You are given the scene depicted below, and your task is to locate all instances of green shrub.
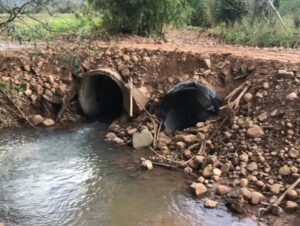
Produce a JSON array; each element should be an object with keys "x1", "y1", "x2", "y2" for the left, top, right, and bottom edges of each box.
[
  {"x1": 294, "y1": 13, "x2": 300, "y2": 28},
  {"x1": 279, "y1": 0, "x2": 300, "y2": 15},
  {"x1": 188, "y1": 0, "x2": 208, "y2": 26},
  {"x1": 89, "y1": 0, "x2": 192, "y2": 36},
  {"x1": 210, "y1": 16, "x2": 299, "y2": 48},
  {"x1": 204, "y1": 0, "x2": 247, "y2": 25}
]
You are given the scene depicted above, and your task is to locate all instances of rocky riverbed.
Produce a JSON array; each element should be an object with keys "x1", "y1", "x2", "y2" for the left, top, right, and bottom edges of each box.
[{"x1": 0, "y1": 39, "x2": 300, "y2": 224}]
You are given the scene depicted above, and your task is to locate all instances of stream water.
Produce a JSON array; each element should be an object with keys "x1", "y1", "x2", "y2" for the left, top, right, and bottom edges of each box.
[{"x1": 0, "y1": 123, "x2": 258, "y2": 226}]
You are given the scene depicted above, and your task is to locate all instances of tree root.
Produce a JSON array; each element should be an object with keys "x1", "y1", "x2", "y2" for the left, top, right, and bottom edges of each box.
[
  {"x1": 259, "y1": 177, "x2": 300, "y2": 216},
  {"x1": 149, "y1": 147, "x2": 183, "y2": 166},
  {"x1": 0, "y1": 89, "x2": 35, "y2": 127},
  {"x1": 224, "y1": 81, "x2": 251, "y2": 119}
]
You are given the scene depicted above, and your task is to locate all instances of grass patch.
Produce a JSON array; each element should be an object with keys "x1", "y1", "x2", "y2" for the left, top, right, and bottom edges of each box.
[
  {"x1": 0, "y1": 13, "x2": 101, "y2": 41},
  {"x1": 208, "y1": 16, "x2": 300, "y2": 48}
]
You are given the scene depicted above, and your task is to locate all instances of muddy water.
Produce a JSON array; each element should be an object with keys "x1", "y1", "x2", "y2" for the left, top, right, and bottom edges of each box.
[{"x1": 0, "y1": 123, "x2": 258, "y2": 226}]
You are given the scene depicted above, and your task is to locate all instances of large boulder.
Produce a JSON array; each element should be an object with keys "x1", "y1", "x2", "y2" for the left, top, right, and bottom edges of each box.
[{"x1": 132, "y1": 130, "x2": 154, "y2": 149}]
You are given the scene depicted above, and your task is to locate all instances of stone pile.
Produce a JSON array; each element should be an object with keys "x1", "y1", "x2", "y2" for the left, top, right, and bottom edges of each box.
[{"x1": 105, "y1": 68, "x2": 300, "y2": 214}]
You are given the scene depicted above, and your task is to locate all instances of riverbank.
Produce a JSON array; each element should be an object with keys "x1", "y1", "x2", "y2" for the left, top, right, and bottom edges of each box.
[{"x1": 0, "y1": 38, "x2": 300, "y2": 225}]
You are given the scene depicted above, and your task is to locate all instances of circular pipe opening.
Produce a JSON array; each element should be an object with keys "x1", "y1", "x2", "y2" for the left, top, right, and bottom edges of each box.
[
  {"x1": 158, "y1": 81, "x2": 220, "y2": 131},
  {"x1": 79, "y1": 73, "x2": 123, "y2": 123}
]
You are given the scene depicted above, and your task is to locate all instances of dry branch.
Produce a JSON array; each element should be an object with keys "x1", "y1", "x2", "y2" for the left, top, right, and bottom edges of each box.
[
  {"x1": 267, "y1": 0, "x2": 287, "y2": 28},
  {"x1": 0, "y1": 89, "x2": 35, "y2": 127}
]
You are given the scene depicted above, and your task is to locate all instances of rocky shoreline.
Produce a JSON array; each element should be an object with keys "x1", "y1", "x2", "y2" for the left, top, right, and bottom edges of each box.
[{"x1": 0, "y1": 41, "x2": 300, "y2": 222}]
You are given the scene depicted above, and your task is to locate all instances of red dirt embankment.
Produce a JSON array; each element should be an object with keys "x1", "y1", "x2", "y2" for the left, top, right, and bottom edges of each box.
[{"x1": 0, "y1": 36, "x2": 300, "y2": 225}]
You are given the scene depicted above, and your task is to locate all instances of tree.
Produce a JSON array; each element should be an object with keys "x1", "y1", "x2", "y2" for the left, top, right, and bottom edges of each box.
[
  {"x1": 0, "y1": 0, "x2": 49, "y2": 29},
  {"x1": 89, "y1": 0, "x2": 192, "y2": 36}
]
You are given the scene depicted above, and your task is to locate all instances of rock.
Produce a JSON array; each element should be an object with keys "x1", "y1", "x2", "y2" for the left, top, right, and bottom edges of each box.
[
  {"x1": 286, "y1": 201, "x2": 298, "y2": 212},
  {"x1": 286, "y1": 92, "x2": 298, "y2": 101},
  {"x1": 121, "y1": 68, "x2": 130, "y2": 77},
  {"x1": 197, "y1": 176, "x2": 205, "y2": 183},
  {"x1": 243, "y1": 93, "x2": 253, "y2": 102},
  {"x1": 258, "y1": 112, "x2": 268, "y2": 122},
  {"x1": 255, "y1": 92, "x2": 263, "y2": 99},
  {"x1": 176, "y1": 141, "x2": 186, "y2": 150},
  {"x1": 256, "y1": 180, "x2": 265, "y2": 188},
  {"x1": 194, "y1": 155, "x2": 205, "y2": 166},
  {"x1": 105, "y1": 132, "x2": 116, "y2": 140},
  {"x1": 57, "y1": 84, "x2": 67, "y2": 96},
  {"x1": 204, "y1": 59, "x2": 211, "y2": 68},
  {"x1": 241, "y1": 188, "x2": 252, "y2": 200},
  {"x1": 183, "y1": 166, "x2": 193, "y2": 175},
  {"x1": 160, "y1": 146, "x2": 170, "y2": 155},
  {"x1": 202, "y1": 155, "x2": 218, "y2": 167},
  {"x1": 113, "y1": 137, "x2": 125, "y2": 145},
  {"x1": 182, "y1": 134, "x2": 197, "y2": 143},
  {"x1": 143, "y1": 56, "x2": 151, "y2": 63},
  {"x1": 190, "y1": 183, "x2": 207, "y2": 197},
  {"x1": 216, "y1": 185, "x2": 232, "y2": 196},
  {"x1": 62, "y1": 71, "x2": 73, "y2": 83},
  {"x1": 262, "y1": 82, "x2": 270, "y2": 89},
  {"x1": 271, "y1": 206, "x2": 284, "y2": 216},
  {"x1": 204, "y1": 199, "x2": 218, "y2": 208},
  {"x1": 44, "y1": 89, "x2": 53, "y2": 97},
  {"x1": 277, "y1": 70, "x2": 294, "y2": 79},
  {"x1": 239, "y1": 153, "x2": 249, "y2": 162},
  {"x1": 131, "y1": 55, "x2": 139, "y2": 62},
  {"x1": 202, "y1": 164, "x2": 213, "y2": 178},
  {"x1": 127, "y1": 128, "x2": 137, "y2": 135},
  {"x1": 42, "y1": 118, "x2": 55, "y2": 127},
  {"x1": 291, "y1": 166, "x2": 298, "y2": 173},
  {"x1": 251, "y1": 192, "x2": 264, "y2": 205},
  {"x1": 183, "y1": 149, "x2": 193, "y2": 159},
  {"x1": 30, "y1": 94, "x2": 37, "y2": 103},
  {"x1": 132, "y1": 130, "x2": 154, "y2": 149},
  {"x1": 248, "y1": 175, "x2": 258, "y2": 182},
  {"x1": 24, "y1": 89, "x2": 32, "y2": 96},
  {"x1": 240, "y1": 178, "x2": 249, "y2": 187},
  {"x1": 31, "y1": 114, "x2": 44, "y2": 125},
  {"x1": 48, "y1": 75, "x2": 55, "y2": 84},
  {"x1": 270, "y1": 184, "x2": 282, "y2": 195},
  {"x1": 221, "y1": 163, "x2": 231, "y2": 174},
  {"x1": 286, "y1": 189, "x2": 298, "y2": 200},
  {"x1": 122, "y1": 54, "x2": 130, "y2": 61},
  {"x1": 141, "y1": 158, "x2": 153, "y2": 170},
  {"x1": 34, "y1": 84, "x2": 43, "y2": 95},
  {"x1": 213, "y1": 168, "x2": 222, "y2": 177},
  {"x1": 269, "y1": 195, "x2": 278, "y2": 204},
  {"x1": 288, "y1": 149, "x2": 299, "y2": 158},
  {"x1": 188, "y1": 160, "x2": 200, "y2": 170},
  {"x1": 247, "y1": 125, "x2": 264, "y2": 138},
  {"x1": 279, "y1": 165, "x2": 291, "y2": 176},
  {"x1": 247, "y1": 162, "x2": 258, "y2": 172},
  {"x1": 158, "y1": 132, "x2": 172, "y2": 146}
]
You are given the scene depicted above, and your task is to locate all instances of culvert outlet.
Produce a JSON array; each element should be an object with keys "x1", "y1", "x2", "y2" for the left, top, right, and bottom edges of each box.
[
  {"x1": 158, "y1": 80, "x2": 220, "y2": 131},
  {"x1": 79, "y1": 68, "x2": 150, "y2": 122}
]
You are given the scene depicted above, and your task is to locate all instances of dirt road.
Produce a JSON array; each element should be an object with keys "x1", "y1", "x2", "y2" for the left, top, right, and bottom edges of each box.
[
  {"x1": 98, "y1": 40, "x2": 300, "y2": 64},
  {"x1": 1, "y1": 30, "x2": 300, "y2": 64}
]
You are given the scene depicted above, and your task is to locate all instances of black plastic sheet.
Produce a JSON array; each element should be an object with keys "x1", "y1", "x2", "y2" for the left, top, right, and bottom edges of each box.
[{"x1": 158, "y1": 80, "x2": 220, "y2": 131}]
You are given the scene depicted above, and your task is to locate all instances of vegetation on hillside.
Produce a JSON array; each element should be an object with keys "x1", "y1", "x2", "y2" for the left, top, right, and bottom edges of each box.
[
  {"x1": 188, "y1": 0, "x2": 299, "y2": 47},
  {"x1": 0, "y1": 0, "x2": 299, "y2": 47},
  {"x1": 88, "y1": 0, "x2": 192, "y2": 36}
]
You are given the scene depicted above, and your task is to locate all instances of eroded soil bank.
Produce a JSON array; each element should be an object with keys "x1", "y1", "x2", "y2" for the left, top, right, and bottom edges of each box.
[{"x1": 0, "y1": 39, "x2": 300, "y2": 225}]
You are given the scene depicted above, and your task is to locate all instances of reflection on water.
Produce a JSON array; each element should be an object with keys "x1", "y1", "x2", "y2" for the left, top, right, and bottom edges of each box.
[{"x1": 0, "y1": 123, "x2": 257, "y2": 226}]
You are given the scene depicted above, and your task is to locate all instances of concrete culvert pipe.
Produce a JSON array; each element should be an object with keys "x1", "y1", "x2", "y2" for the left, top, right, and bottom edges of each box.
[
  {"x1": 79, "y1": 68, "x2": 150, "y2": 122},
  {"x1": 158, "y1": 80, "x2": 220, "y2": 132}
]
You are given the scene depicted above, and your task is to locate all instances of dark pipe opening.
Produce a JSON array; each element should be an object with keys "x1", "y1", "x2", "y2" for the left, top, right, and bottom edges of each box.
[
  {"x1": 79, "y1": 74, "x2": 123, "y2": 123},
  {"x1": 158, "y1": 81, "x2": 220, "y2": 132}
]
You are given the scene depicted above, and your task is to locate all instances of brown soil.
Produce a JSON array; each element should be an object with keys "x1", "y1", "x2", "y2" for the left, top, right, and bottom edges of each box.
[{"x1": 0, "y1": 31, "x2": 300, "y2": 225}]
